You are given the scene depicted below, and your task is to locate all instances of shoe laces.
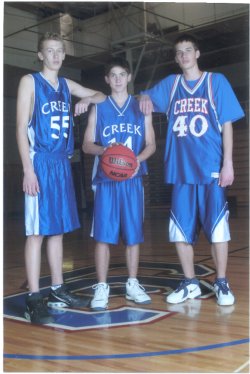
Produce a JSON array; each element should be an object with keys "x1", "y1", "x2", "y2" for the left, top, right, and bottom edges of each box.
[
  {"x1": 128, "y1": 279, "x2": 146, "y2": 293},
  {"x1": 176, "y1": 278, "x2": 193, "y2": 292},
  {"x1": 53, "y1": 285, "x2": 73, "y2": 300},
  {"x1": 27, "y1": 294, "x2": 43, "y2": 306},
  {"x1": 215, "y1": 279, "x2": 230, "y2": 295},
  {"x1": 61, "y1": 286, "x2": 72, "y2": 296},
  {"x1": 93, "y1": 283, "x2": 108, "y2": 298},
  {"x1": 56, "y1": 284, "x2": 68, "y2": 293},
  {"x1": 31, "y1": 299, "x2": 48, "y2": 315}
]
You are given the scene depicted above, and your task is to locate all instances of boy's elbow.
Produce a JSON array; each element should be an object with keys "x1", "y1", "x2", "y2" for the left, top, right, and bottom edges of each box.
[
  {"x1": 151, "y1": 143, "x2": 156, "y2": 155},
  {"x1": 82, "y1": 143, "x2": 88, "y2": 154},
  {"x1": 82, "y1": 138, "x2": 97, "y2": 154}
]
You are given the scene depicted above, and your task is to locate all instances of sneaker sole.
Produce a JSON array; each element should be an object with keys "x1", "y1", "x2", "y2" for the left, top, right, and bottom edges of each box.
[
  {"x1": 217, "y1": 300, "x2": 235, "y2": 306},
  {"x1": 215, "y1": 295, "x2": 235, "y2": 306},
  {"x1": 166, "y1": 287, "x2": 201, "y2": 304}
]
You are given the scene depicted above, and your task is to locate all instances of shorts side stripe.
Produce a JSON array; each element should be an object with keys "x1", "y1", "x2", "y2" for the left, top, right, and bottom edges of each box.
[
  {"x1": 169, "y1": 211, "x2": 188, "y2": 243},
  {"x1": 25, "y1": 194, "x2": 40, "y2": 236},
  {"x1": 211, "y1": 202, "x2": 228, "y2": 234}
]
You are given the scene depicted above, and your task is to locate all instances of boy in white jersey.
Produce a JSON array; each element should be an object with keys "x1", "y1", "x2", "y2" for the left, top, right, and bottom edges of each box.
[
  {"x1": 16, "y1": 32, "x2": 106, "y2": 324},
  {"x1": 139, "y1": 34, "x2": 244, "y2": 306},
  {"x1": 82, "y1": 58, "x2": 156, "y2": 310}
]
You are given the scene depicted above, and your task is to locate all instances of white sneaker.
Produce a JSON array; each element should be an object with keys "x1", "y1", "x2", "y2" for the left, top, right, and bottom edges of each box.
[
  {"x1": 166, "y1": 278, "x2": 201, "y2": 304},
  {"x1": 213, "y1": 278, "x2": 235, "y2": 306},
  {"x1": 91, "y1": 283, "x2": 110, "y2": 311},
  {"x1": 126, "y1": 279, "x2": 151, "y2": 304}
]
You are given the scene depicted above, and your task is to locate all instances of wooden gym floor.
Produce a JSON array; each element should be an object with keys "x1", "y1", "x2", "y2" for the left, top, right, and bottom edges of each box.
[{"x1": 3, "y1": 206, "x2": 249, "y2": 373}]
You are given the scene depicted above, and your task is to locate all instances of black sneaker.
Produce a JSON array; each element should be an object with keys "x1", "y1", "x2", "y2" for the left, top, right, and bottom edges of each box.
[
  {"x1": 25, "y1": 293, "x2": 55, "y2": 324},
  {"x1": 47, "y1": 284, "x2": 90, "y2": 308}
]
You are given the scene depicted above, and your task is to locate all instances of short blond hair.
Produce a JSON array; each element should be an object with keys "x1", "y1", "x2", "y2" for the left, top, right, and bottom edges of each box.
[{"x1": 38, "y1": 32, "x2": 65, "y2": 52}]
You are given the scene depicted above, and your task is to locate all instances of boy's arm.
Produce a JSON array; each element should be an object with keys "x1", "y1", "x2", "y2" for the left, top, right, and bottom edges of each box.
[
  {"x1": 66, "y1": 79, "x2": 106, "y2": 116},
  {"x1": 137, "y1": 113, "x2": 156, "y2": 162},
  {"x1": 16, "y1": 75, "x2": 40, "y2": 196},
  {"x1": 82, "y1": 105, "x2": 106, "y2": 156},
  {"x1": 219, "y1": 121, "x2": 234, "y2": 187},
  {"x1": 138, "y1": 95, "x2": 154, "y2": 116}
]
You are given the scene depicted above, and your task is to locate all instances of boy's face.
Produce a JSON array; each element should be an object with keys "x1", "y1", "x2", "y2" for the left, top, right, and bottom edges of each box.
[
  {"x1": 105, "y1": 66, "x2": 131, "y2": 93},
  {"x1": 38, "y1": 39, "x2": 65, "y2": 71},
  {"x1": 175, "y1": 41, "x2": 200, "y2": 71}
]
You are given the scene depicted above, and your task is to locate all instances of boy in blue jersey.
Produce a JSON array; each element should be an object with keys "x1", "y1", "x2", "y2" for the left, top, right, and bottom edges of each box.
[
  {"x1": 82, "y1": 58, "x2": 156, "y2": 311},
  {"x1": 139, "y1": 34, "x2": 245, "y2": 306},
  {"x1": 16, "y1": 32, "x2": 106, "y2": 324}
]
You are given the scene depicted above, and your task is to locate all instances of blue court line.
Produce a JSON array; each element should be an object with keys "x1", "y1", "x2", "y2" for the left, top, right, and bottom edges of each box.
[{"x1": 4, "y1": 338, "x2": 249, "y2": 360}]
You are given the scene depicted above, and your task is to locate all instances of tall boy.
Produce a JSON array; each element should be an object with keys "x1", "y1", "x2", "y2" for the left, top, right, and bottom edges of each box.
[
  {"x1": 139, "y1": 34, "x2": 245, "y2": 306},
  {"x1": 16, "y1": 32, "x2": 106, "y2": 324},
  {"x1": 82, "y1": 58, "x2": 156, "y2": 310}
]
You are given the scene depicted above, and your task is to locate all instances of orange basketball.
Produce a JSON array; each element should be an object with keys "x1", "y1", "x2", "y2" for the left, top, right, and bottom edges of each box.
[{"x1": 101, "y1": 144, "x2": 138, "y2": 181}]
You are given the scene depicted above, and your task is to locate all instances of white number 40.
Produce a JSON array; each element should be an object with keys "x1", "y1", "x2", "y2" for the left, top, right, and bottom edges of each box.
[{"x1": 173, "y1": 114, "x2": 208, "y2": 137}]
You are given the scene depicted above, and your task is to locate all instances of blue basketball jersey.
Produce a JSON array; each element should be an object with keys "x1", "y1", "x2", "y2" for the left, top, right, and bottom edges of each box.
[
  {"x1": 142, "y1": 72, "x2": 245, "y2": 184},
  {"x1": 92, "y1": 95, "x2": 148, "y2": 184},
  {"x1": 28, "y1": 72, "x2": 74, "y2": 159},
  {"x1": 25, "y1": 72, "x2": 80, "y2": 235}
]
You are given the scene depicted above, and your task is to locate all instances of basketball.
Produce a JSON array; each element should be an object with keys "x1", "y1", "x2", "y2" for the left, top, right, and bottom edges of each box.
[{"x1": 101, "y1": 144, "x2": 138, "y2": 181}]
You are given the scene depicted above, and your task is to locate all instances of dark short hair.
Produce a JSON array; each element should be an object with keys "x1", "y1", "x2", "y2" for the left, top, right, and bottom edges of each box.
[
  {"x1": 38, "y1": 32, "x2": 65, "y2": 52},
  {"x1": 105, "y1": 57, "x2": 131, "y2": 76},
  {"x1": 174, "y1": 34, "x2": 199, "y2": 51}
]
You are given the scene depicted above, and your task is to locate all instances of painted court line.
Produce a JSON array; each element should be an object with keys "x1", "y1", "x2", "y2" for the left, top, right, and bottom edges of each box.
[
  {"x1": 4, "y1": 338, "x2": 249, "y2": 361},
  {"x1": 234, "y1": 359, "x2": 249, "y2": 373}
]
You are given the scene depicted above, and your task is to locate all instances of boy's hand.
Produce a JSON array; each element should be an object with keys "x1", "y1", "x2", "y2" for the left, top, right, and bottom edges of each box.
[
  {"x1": 219, "y1": 163, "x2": 234, "y2": 187},
  {"x1": 100, "y1": 142, "x2": 123, "y2": 156},
  {"x1": 23, "y1": 170, "x2": 40, "y2": 196},
  {"x1": 108, "y1": 142, "x2": 123, "y2": 147},
  {"x1": 131, "y1": 158, "x2": 140, "y2": 178},
  {"x1": 138, "y1": 95, "x2": 154, "y2": 116},
  {"x1": 74, "y1": 97, "x2": 91, "y2": 116}
]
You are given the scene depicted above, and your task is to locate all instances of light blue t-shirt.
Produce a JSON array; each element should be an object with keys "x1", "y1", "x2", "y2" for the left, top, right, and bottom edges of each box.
[{"x1": 142, "y1": 72, "x2": 245, "y2": 184}]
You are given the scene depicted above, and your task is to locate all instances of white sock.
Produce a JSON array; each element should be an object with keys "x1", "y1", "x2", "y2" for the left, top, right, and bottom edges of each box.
[
  {"x1": 128, "y1": 278, "x2": 137, "y2": 283},
  {"x1": 51, "y1": 284, "x2": 62, "y2": 291}
]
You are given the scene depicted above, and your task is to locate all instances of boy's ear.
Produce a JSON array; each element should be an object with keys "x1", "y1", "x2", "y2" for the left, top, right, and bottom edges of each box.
[
  {"x1": 38, "y1": 51, "x2": 43, "y2": 61},
  {"x1": 127, "y1": 73, "x2": 132, "y2": 82},
  {"x1": 196, "y1": 50, "x2": 200, "y2": 59},
  {"x1": 104, "y1": 75, "x2": 109, "y2": 84}
]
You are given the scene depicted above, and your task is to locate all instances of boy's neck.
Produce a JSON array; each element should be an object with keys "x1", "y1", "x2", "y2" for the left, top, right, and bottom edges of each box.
[
  {"x1": 111, "y1": 92, "x2": 129, "y2": 106},
  {"x1": 41, "y1": 68, "x2": 59, "y2": 84},
  {"x1": 182, "y1": 66, "x2": 202, "y2": 81}
]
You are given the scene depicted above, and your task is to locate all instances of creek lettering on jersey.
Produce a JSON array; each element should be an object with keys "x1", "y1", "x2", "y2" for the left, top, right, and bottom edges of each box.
[
  {"x1": 174, "y1": 98, "x2": 208, "y2": 115},
  {"x1": 42, "y1": 101, "x2": 70, "y2": 115},
  {"x1": 103, "y1": 123, "x2": 142, "y2": 137}
]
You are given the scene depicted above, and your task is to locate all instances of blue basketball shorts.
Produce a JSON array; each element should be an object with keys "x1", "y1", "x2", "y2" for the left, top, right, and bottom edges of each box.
[
  {"x1": 25, "y1": 152, "x2": 80, "y2": 236},
  {"x1": 92, "y1": 177, "x2": 144, "y2": 245},
  {"x1": 169, "y1": 183, "x2": 230, "y2": 244}
]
